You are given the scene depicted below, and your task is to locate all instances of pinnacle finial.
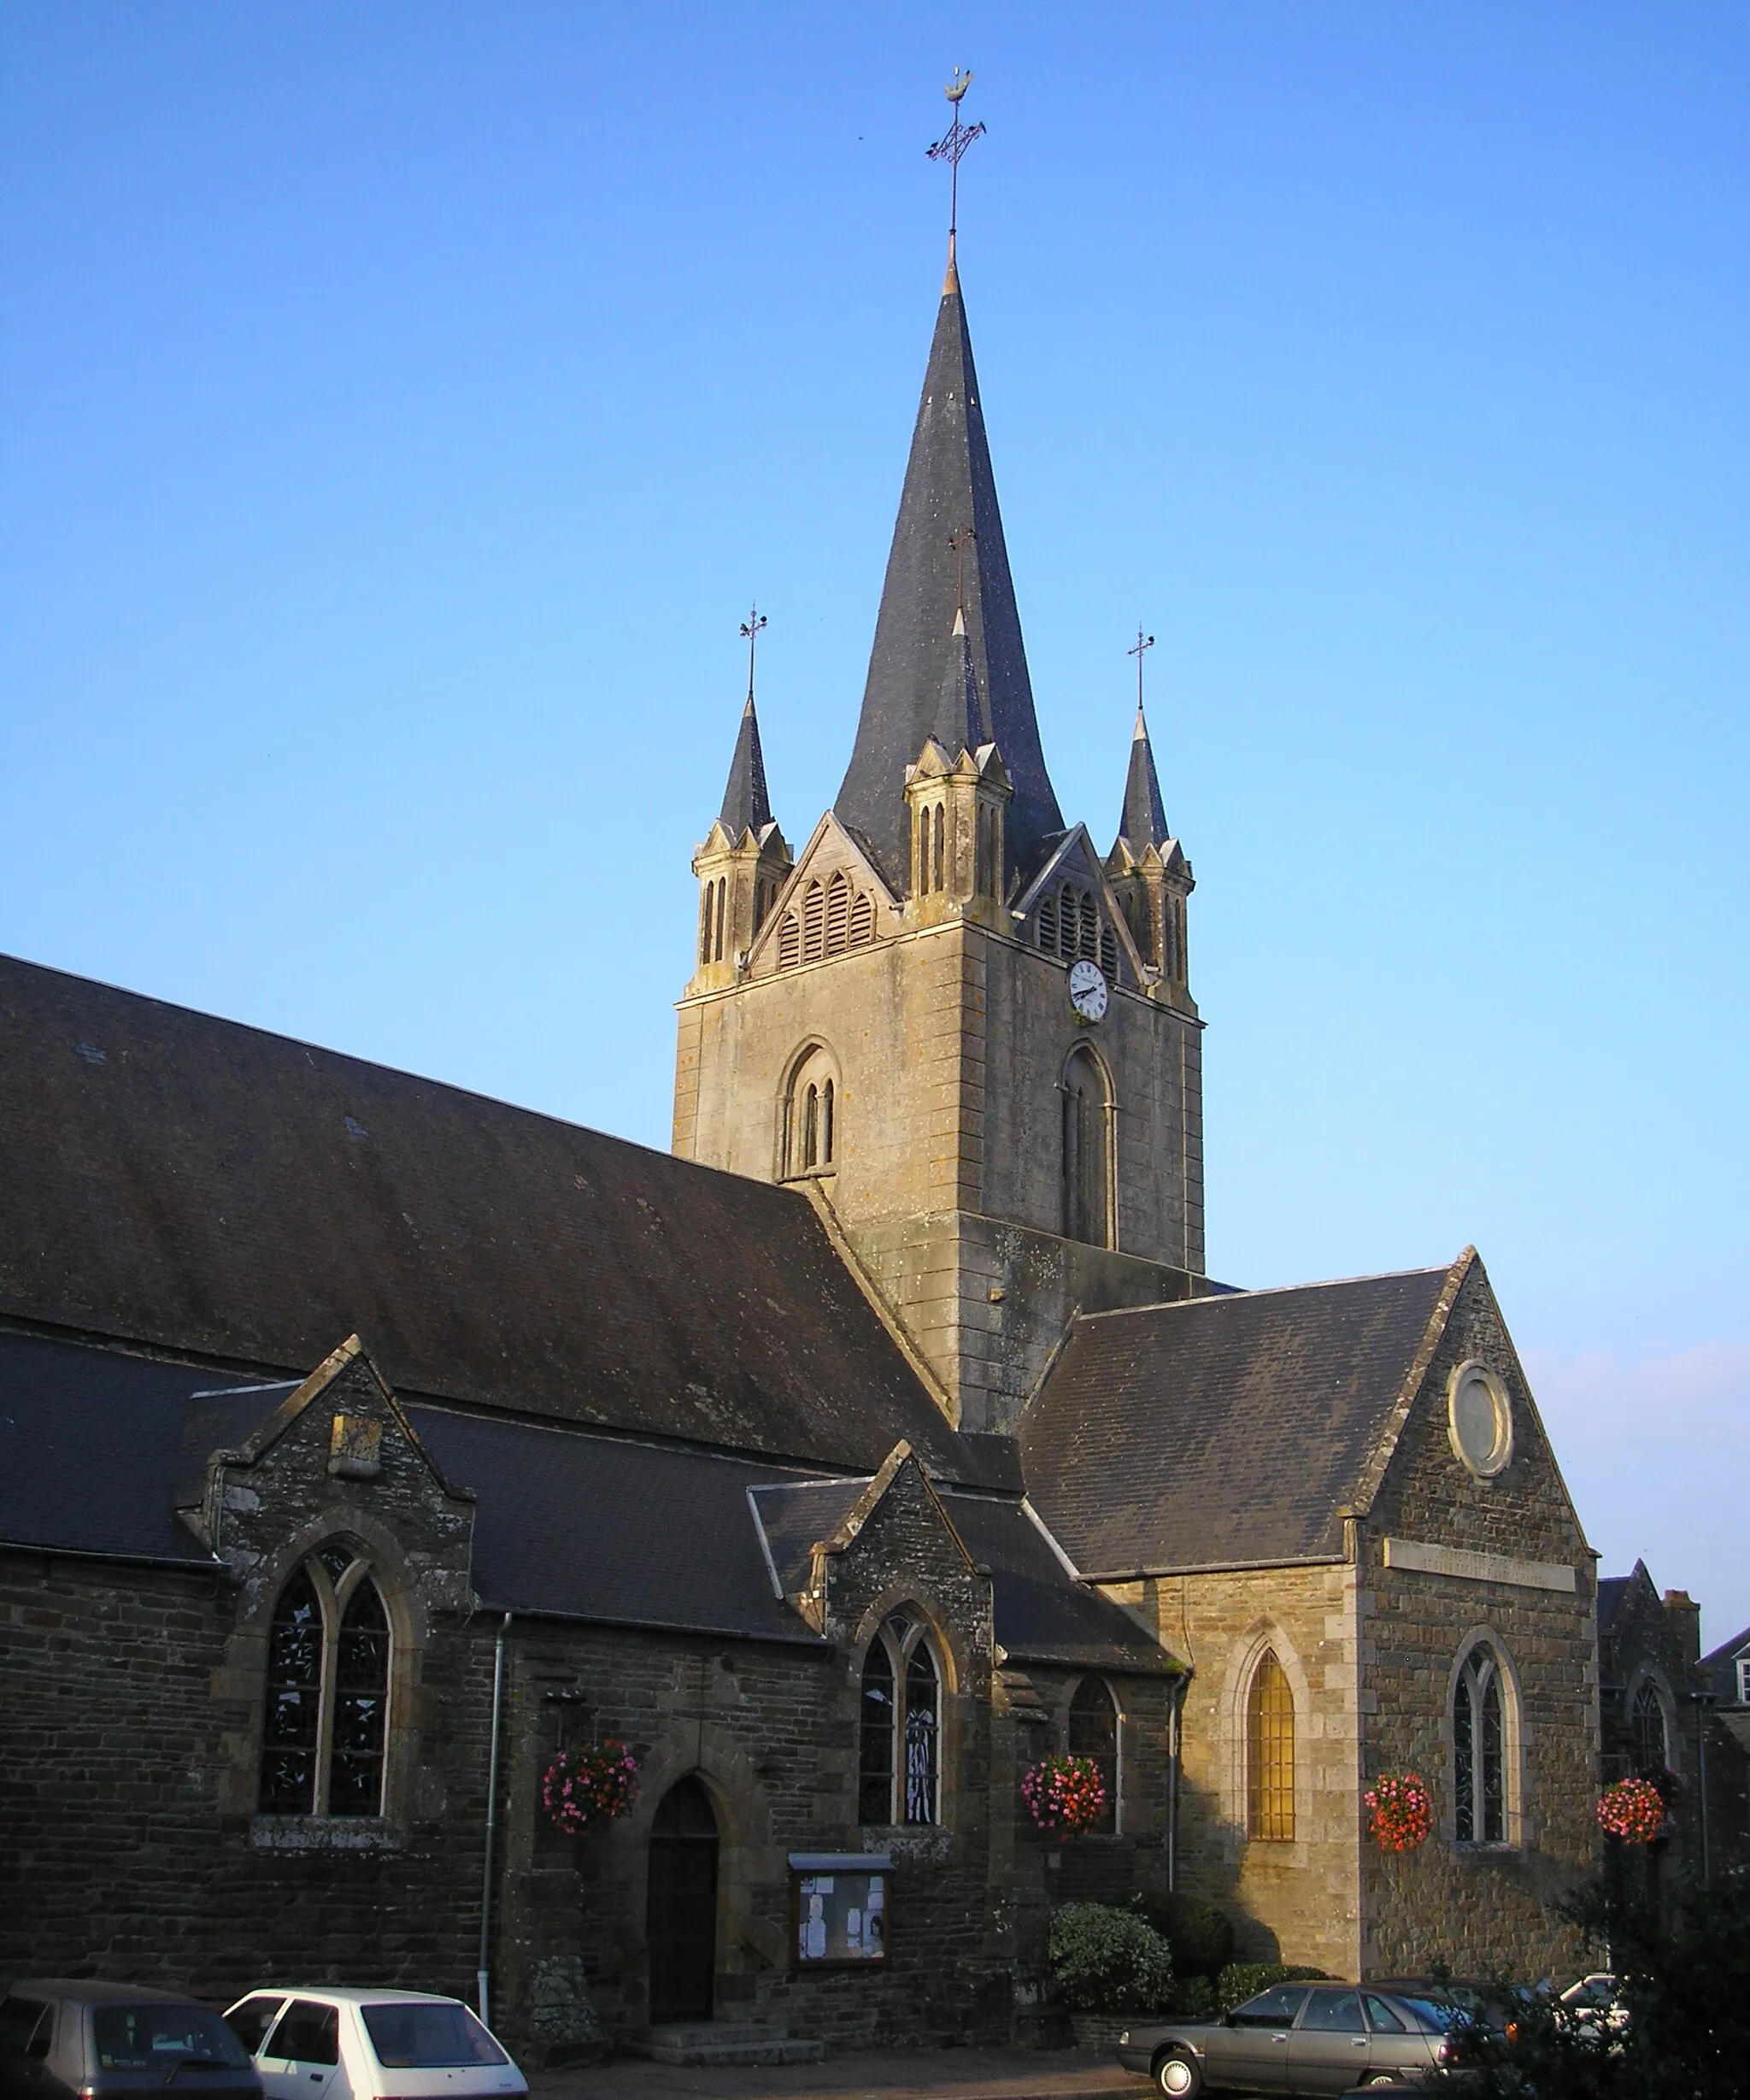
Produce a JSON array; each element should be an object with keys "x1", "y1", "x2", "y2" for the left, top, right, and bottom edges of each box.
[{"x1": 927, "y1": 68, "x2": 985, "y2": 275}]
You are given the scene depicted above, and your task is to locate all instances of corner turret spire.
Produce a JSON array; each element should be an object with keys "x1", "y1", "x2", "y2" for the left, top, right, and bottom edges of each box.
[
  {"x1": 834, "y1": 265, "x2": 1062, "y2": 891},
  {"x1": 719, "y1": 694, "x2": 772, "y2": 837},
  {"x1": 1119, "y1": 703, "x2": 1171, "y2": 852}
]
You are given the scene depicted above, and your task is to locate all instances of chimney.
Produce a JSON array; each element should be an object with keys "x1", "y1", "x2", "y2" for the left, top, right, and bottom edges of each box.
[{"x1": 1663, "y1": 1589, "x2": 1702, "y2": 1667}]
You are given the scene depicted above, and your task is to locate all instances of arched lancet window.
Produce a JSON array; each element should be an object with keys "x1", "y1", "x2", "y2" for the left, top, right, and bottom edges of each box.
[
  {"x1": 1067, "y1": 1677, "x2": 1119, "y2": 1834},
  {"x1": 849, "y1": 892, "x2": 876, "y2": 946},
  {"x1": 1453, "y1": 1643, "x2": 1506, "y2": 1844},
  {"x1": 857, "y1": 1612, "x2": 940, "y2": 1826},
  {"x1": 1038, "y1": 890, "x2": 1060, "y2": 953},
  {"x1": 784, "y1": 1046, "x2": 840, "y2": 1177},
  {"x1": 825, "y1": 871, "x2": 851, "y2": 951},
  {"x1": 931, "y1": 805, "x2": 945, "y2": 892},
  {"x1": 1632, "y1": 1680, "x2": 1670, "y2": 1776},
  {"x1": 714, "y1": 878, "x2": 728, "y2": 962},
  {"x1": 778, "y1": 913, "x2": 801, "y2": 969},
  {"x1": 259, "y1": 1542, "x2": 390, "y2": 1818},
  {"x1": 1060, "y1": 1046, "x2": 1112, "y2": 1247},
  {"x1": 802, "y1": 880, "x2": 826, "y2": 962},
  {"x1": 698, "y1": 885, "x2": 714, "y2": 965},
  {"x1": 1246, "y1": 1650, "x2": 1295, "y2": 1841}
]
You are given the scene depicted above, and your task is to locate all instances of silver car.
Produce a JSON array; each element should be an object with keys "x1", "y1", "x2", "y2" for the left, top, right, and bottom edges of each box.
[{"x1": 1116, "y1": 1982, "x2": 1451, "y2": 2097}]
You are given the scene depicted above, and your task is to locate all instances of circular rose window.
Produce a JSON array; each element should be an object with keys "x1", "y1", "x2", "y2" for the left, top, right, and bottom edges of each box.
[{"x1": 1448, "y1": 1361, "x2": 1513, "y2": 1479}]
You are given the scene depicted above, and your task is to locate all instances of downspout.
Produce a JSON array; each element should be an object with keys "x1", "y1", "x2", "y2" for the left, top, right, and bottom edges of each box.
[
  {"x1": 1167, "y1": 1672, "x2": 1188, "y2": 1892},
  {"x1": 477, "y1": 1612, "x2": 513, "y2": 2030}
]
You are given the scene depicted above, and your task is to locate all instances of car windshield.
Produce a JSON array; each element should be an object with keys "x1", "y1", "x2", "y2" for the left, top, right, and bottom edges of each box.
[
  {"x1": 93, "y1": 2009, "x2": 251, "y2": 2071},
  {"x1": 361, "y1": 2004, "x2": 507, "y2": 2069},
  {"x1": 1393, "y1": 1997, "x2": 1465, "y2": 2032}
]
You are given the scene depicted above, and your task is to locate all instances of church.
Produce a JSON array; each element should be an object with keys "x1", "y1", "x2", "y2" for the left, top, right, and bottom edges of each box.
[{"x1": 0, "y1": 225, "x2": 1600, "y2": 2056}]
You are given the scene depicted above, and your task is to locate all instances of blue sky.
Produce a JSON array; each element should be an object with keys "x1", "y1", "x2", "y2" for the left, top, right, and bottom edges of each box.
[{"x1": 3, "y1": 4, "x2": 1746, "y2": 1637}]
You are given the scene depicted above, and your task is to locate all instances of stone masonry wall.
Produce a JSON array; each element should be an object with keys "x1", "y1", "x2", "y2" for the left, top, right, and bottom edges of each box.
[
  {"x1": 1099, "y1": 1562, "x2": 1364, "y2": 1981},
  {"x1": 1358, "y1": 1263, "x2": 1598, "y2": 1980}
]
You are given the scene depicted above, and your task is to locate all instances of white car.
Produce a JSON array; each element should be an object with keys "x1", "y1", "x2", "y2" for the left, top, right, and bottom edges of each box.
[
  {"x1": 1559, "y1": 1972, "x2": 1629, "y2": 2038},
  {"x1": 222, "y1": 1990, "x2": 527, "y2": 2100}
]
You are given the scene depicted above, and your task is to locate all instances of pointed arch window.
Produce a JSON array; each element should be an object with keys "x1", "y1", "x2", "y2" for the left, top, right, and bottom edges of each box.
[
  {"x1": 1453, "y1": 1644, "x2": 1506, "y2": 1844},
  {"x1": 1631, "y1": 1680, "x2": 1670, "y2": 1776},
  {"x1": 259, "y1": 1544, "x2": 391, "y2": 1818},
  {"x1": 1061, "y1": 1046, "x2": 1113, "y2": 1247},
  {"x1": 931, "y1": 805, "x2": 946, "y2": 893},
  {"x1": 1246, "y1": 1650, "x2": 1295, "y2": 1841},
  {"x1": 1067, "y1": 1677, "x2": 1119, "y2": 1834},
  {"x1": 858, "y1": 1613, "x2": 940, "y2": 1826},
  {"x1": 783, "y1": 1045, "x2": 840, "y2": 1177}
]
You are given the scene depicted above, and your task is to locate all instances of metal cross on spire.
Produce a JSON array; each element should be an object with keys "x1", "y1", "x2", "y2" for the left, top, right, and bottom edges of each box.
[
  {"x1": 1128, "y1": 626, "x2": 1156, "y2": 715},
  {"x1": 739, "y1": 603, "x2": 768, "y2": 703},
  {"x1": 925, "y1": 68, "x2": 986, "y2": 263}
]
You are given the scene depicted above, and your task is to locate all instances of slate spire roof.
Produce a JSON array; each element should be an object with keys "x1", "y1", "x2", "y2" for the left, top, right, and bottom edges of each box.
[
  {"x1": 719, "y1": 693, "x2": 772, "y2": 837},
  {"x1": 1118, "y1": 703, "x2": 1171, "y2": 851},
  {"x1": 834, "y1": 263, "x2": 1062, "y2": 891}
]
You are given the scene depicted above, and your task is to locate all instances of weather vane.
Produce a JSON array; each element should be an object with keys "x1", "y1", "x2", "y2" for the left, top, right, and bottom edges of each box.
[
  {"x1": 739, "y1": 603, "x2": 767, "y2": 703},
  {"x1": 926, "y1": 68, "x2": 986, "y2": 254},
  {"x1": 1128, "y1": 626, "x2": 1155, "y2": 715}
]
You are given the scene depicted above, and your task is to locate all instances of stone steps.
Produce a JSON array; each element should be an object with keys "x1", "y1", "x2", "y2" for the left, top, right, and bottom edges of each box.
[{"x1": 627, "y1": 2022, "x2": 826, "y2": 2066}]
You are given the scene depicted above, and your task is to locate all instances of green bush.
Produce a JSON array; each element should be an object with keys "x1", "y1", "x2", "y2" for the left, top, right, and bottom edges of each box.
[
  {"x1": 1166, "y1": 1973, "x2": 1218, "y2": 2021},
  {"x1": 1216, "y1": 1962, "x2": 1329, "y2": 2013},
  {"x1": 1048, "y1": 1901, "x2": 1175, "y2": 2014},
  {"x1": 1137, "y1": 1891, "x2": 1236, "y2": 1979}
]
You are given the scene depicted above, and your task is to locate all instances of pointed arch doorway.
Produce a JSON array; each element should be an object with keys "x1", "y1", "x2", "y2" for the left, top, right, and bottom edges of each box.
[{"x1": 646, "y1": 1775, "x2": 719, "y2": 2024}]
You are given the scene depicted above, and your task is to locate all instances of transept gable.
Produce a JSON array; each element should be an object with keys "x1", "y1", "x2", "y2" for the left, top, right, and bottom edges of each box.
[{"x1": 747, "y1": 814, "x2": 902, "y2": 978}]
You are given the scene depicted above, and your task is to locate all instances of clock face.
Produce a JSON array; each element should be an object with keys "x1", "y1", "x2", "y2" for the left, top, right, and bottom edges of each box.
[{"x1": 1067, "y1": 959, "x2": 1109, "y2": 1022}]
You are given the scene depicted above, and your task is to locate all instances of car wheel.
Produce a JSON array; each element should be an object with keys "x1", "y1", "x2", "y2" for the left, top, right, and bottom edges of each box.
[
  {"x1": 1154, "y1": 2048, "x2": 1202, "y2": 2098},
  {"x1": 1365, "y1": 2079, "x2": 1401, "y2": 2089}
]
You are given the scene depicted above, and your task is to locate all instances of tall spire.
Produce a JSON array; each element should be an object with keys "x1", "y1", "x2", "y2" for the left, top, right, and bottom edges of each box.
[
  {"x1": 834, "y1": 267, "x2": 1063, "y2": 891},
  {"x1": 1118, "y1": 703, "x2": 1171, "y2": 851},
  {"x1": 719, "y1": 694, "x2": 772, "y2": 836}
]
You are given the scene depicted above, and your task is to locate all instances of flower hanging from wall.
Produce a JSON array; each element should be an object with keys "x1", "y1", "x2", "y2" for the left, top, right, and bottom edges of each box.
[
  {"x1": 1596, "y1": 1774, "x2": 1665, "y2": 1844},
  {"x1": 1365, "y1": 1772, "x2": 1433, "y2": 1851},
  {"x1": 541, "y1": 1741, "x2": 640, "y2": 1834},
  {"x1": 1021, "y1": 1753, "x2": 1107, "y2": 1837}
]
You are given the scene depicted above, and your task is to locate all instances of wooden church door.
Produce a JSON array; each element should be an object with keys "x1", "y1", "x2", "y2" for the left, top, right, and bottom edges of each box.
[{"x1": 646, "y1": 1775, "x2": 719, "y2": 2024}]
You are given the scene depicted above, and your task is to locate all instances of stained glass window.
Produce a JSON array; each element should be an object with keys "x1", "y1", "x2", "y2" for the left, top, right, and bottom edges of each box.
[
  {"x1": 858, "y1": 1614, "x2": 940, "y2": 1827},
  {"x1": 1067, "y1": 1677, "x2": 1119, "y2": 1834},
  {"x1": 258, "y1": 1545, "x2": 391, "y2": 1818},
  {"x1": 1455, "y1": 1644, "x2": 1507, "y2": 1844},
  {"x1": 1247, "y1": 1650, "x2": 1295, "y2": 1841},
  {"x1": 1631, "y1": 1681, "x2": 1669, "y2": 1775}
]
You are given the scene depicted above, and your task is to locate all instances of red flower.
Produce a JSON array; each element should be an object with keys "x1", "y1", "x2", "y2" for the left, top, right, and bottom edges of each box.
[
  {"x1": 1597, "y1": 1776, "x2": 1665, "y2": 1844},
  {"x1": 1022, "y1": 1754, "x2": 1107, "y2": 1835},
  {"x1": 542, "y1": 1742, "x2": 640, "y2": 1834},
  {"x1": 1365, "y1": 1773, "x2": 1433, "y2": 1852}
]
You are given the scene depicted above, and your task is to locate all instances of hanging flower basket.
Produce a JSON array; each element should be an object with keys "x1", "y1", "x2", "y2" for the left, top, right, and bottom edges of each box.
[
  {"x1": 1597, "y1": 1775, "x2": 1665, "y2": 1844},
  {"x1": 541, "y1": 1742, "x2": 640, "y2": 1834},
  {"x1": 1365, "y1": 1773, "x2": 1433, "y2": 1852},
  {"x1": 1021, "y1": 1753, "x2": 1107, "y2": 1837}
]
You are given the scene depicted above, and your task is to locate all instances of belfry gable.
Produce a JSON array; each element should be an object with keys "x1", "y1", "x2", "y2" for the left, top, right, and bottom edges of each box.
[
  {"x1": 1012, "y1": 823, "x2": 1151, "y2": 989},
  {"x1": 744, "y1": 812, "x2": 901, "y2": 979}
]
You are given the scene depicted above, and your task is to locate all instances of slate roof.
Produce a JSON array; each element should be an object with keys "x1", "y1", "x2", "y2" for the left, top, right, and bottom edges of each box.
[
  {"x1": 718, "y1": 694, "x2": 772, "y2": 836},
  {"x1": 834, "y1": 266, "x2": 1062, "y2": 892},
  {"x1": 1023, "y1": 1267, "x2": 1454, "y2": 1577},
  {"x1": 1597, "y1": 1575, "x2": 1630, "y2": 1637},
  {"x1": 0, "y1": 1327, "x2": 1166, "y2": 1665},
  {"x1": 1118, "y1": 704, "x2": 1171, "y2": 852},
  {"x1": 0, "y1": 953, "x2": 990, "y2": 1484}
]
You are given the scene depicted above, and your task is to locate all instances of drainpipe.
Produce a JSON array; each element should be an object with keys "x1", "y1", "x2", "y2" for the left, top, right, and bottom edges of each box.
[
  {"x1": 1167, "y1": 1674, "x2": 1188, "y2": 1893},
  {"x1": 477, "y1": 1612, "x2": 513, "y2": 2030}
]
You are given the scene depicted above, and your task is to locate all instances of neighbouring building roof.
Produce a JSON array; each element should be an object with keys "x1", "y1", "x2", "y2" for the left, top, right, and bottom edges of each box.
[
  {"x1": 1597, "y1": 1574, "x2": 1631, "y2": 1636},
  {"x1": 1022, "y1": 1267, "x2": 1455, "y2": 1577},
  {"x1": 833, "y1": 264, "x2": 1062, "y2": 891},
  {"x1": 0, "y1": 952, "x2": 990, "y2": 1484}
]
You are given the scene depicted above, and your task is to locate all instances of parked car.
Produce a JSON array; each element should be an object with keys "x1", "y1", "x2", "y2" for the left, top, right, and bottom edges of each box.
[
  {"x1": 1559, "y1": 1972, "x2": 1628, "y2": 2038},
  {"x1": 1116, "y1": 1981, "x2": 1454, "y2": 2096},
  {"x1": 220, "y1": 1991, "x2": 525, "y2": 2100},
  {"x1": 1366, "y1": 1978, "x2": 1542, "y2": 2054},
  {"x1": 0, "y1": 1981, "x2": 261, "y2": 2100}
]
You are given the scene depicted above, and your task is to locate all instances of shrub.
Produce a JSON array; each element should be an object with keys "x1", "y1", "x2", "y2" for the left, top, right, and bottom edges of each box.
[
  {"x1": 1166, "y1": 1973, "x2": 1218, "y2": 2021},
  {"x1": 1217, "y1": 1962, "x2": 1329, "y2": 2014},
  {"x1": 1136, "y1": 1891, "x2": 1236, "y2": 1979},
  {"x1": 1048, "y1": 1901, "x2": 1174, "y2": 2013}
]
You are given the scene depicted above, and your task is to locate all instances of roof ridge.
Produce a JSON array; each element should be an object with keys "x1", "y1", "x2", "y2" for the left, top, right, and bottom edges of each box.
[{"x1": 1072, "y1": 1264, "x2": 1454, "y2": 1323}]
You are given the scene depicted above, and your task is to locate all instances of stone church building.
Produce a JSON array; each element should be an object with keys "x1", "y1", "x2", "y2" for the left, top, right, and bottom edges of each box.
[{"x1": 0, "y1": 240, "x2": 1601, "y2": 2053}]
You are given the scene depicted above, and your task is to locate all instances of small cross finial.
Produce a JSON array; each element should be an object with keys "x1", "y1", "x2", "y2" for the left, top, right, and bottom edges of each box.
[
  {"x1": 1127, "y1": 626, "x2": 1156, "y2": 717},
  {"x1": 926, "y1": 68, "x2": 986, "y2": 273},
  {"x1": 739, "y1": 603, "x2": 768, "y2": 704}
]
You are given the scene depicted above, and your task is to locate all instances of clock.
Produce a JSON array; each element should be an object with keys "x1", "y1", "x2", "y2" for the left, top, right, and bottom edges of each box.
[{"x1": 1067, "y1": 959, "x2": 1108, "y2": 1022}]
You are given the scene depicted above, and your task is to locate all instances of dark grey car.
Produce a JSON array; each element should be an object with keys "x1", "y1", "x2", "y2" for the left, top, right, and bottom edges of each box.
[
  {"x1": 0, "y1": 1983, "x2": 262, "y2": 2100},
  {"x1": 1116, "y1": 1983, "x2": 1451, "y2": 2097}
]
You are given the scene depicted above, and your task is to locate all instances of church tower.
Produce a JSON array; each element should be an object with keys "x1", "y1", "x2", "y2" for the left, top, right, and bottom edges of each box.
[{"x1": 673, "y1": 250, "x2": 1207, "y2": 1432}]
